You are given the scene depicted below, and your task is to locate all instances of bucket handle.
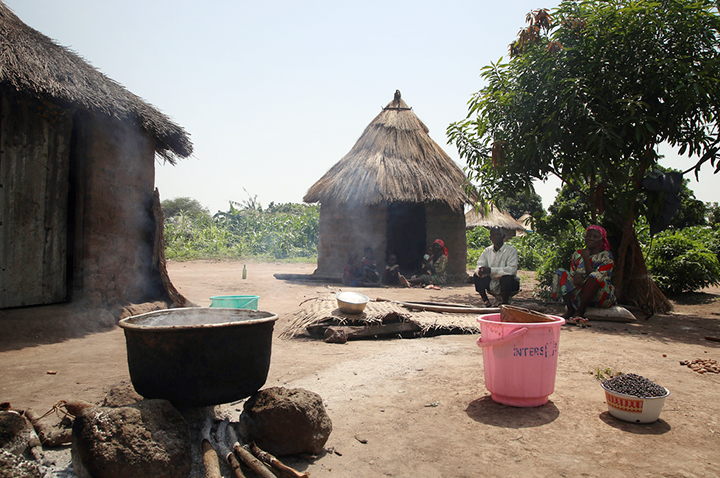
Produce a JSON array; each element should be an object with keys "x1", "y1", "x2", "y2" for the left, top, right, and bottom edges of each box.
[{"x1": 476, "y1": 327, "x2": 528, "y2": 348}]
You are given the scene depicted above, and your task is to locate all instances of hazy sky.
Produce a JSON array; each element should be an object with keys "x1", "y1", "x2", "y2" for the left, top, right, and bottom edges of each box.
[{"x1": 8, "y1": 0, "x2": 719, "y2": 214}]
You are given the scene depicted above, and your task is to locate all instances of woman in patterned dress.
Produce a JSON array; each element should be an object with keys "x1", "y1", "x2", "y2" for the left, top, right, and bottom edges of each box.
[
  {"x1": 406, "y1": 239, "x2": 449, "y2": 287},
  {"x1": 552, "y1": 225, "x2": 617, "y2": 321}
]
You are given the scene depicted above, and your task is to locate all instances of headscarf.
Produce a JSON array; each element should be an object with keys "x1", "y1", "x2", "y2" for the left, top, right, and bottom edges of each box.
[
  {"x1": 586, "y1": 225, "x2": 610, "y2": 251},
  {"x1": 433, "y1": 239, "x2": 449, "y2": 257}
]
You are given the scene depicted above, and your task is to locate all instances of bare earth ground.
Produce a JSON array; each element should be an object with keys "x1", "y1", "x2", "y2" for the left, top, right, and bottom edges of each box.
[{"x1": 2, "y1": 260, "x2": 720, "y2": 477}]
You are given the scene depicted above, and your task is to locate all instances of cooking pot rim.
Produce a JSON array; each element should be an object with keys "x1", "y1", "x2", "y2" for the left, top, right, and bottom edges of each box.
[{"x1": 118, "y1": 307, "x2": 278, "y2": 331}]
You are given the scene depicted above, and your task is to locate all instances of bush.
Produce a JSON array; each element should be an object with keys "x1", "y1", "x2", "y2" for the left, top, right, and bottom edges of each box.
[
  {"x1": 165, "y1": 202, "x2": 319, "y2": 261},
  {"x1": 508, "y1": 233, "x2": 552, "y2": 271},
  {"x1": 534, "y1": 221, "x2": 586, "y2": 300},
  {"x1": 646, "y1": 228, "x2": 720, "y2": 295},
  {"x1": 466, "y1": 227, "x2": 491, "y2": 249}
]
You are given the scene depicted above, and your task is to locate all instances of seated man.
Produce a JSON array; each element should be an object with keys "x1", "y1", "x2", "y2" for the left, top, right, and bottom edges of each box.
[{"x1": 473, "y1": 227, "x2": 520, "y2": 306}]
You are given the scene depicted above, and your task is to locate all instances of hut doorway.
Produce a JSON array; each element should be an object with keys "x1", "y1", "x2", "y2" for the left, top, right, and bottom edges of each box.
[{"x1": 386, "y1": 203, "x2": 426, "y2": 274}]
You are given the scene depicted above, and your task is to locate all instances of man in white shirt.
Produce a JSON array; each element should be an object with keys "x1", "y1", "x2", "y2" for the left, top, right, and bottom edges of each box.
[{"x1": 474, "y1": 227, "x2": 520, "y2": 306}]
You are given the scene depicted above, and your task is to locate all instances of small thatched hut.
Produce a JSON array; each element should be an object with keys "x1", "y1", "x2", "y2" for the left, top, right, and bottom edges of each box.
[
  {"x1": 304, "y1": 91, "x2": 470, "y2": 280},
  {"x1": 465, "y1": 205, "x2": 527, "y2": 240},
  {"x1": 0, "y1": 2, "x2": 192, "y2": 310}
]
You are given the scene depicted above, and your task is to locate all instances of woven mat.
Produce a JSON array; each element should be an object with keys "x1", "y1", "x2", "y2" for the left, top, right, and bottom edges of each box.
[{"x1": 280, "y1": 298, "x2": 482, "y2": 339}]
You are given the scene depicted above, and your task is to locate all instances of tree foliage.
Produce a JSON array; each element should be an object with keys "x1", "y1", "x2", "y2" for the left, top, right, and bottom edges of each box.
[
  {"x1": 494, "y1": 188, "x2": 546, "y2": 220},
  {"x1": 449, "y1": 0, "x2": 720, "y2": 311},
  {"x1": 162, "y1": 197, "x2": 211, "y2": 222}
]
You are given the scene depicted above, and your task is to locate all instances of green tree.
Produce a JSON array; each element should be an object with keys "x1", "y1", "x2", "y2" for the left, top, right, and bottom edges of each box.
[
  {"x1": 449, "y1": 0, "x2": 720, "y2": 312},
  {"x1": 708, "y1": 202, "x2": 720, "y2": 226},
  {"x1": 495, "y1": 188, "x2": 546, "y2": 220},
  {"x1": 162, "y1": 197, "x2": 211, "y2": 222}
]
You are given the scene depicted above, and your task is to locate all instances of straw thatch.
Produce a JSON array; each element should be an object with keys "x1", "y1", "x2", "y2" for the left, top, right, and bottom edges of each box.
[
  {"x1": 465, "y1": 204, "x2": 526, "y2": 231},
  {"x1": 303, "y1": 90, "x2": 470, "y2": 211},
  {"x1": 0, "y1": 1, "x2": 192, "y2": 163},
  {"x1": 517, "y1": 213, "x2": 534, "y2": 232},
  {"x1": 280, "y1": 296, "x2": 481, "y2": 340}
]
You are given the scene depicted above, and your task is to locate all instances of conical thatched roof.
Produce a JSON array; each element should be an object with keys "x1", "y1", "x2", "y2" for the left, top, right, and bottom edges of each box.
[
  {"x1": 0, "y1": 2, "x2": 192, "y2": 163},
  {"x1": 303, "y1": 90, "x2": 470, "y2": 211},
  {"x1": 465, "y1": 204, "x2": 526, "y2": 231}
]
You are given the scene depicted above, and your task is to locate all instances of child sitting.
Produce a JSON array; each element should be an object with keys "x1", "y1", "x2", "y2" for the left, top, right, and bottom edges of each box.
[
  {"x1": 343, "y1": 253, "x2": 363, "y2": 286},
  {"x1": 362, "y1": 246, "x2": 380, "y2": 283}
]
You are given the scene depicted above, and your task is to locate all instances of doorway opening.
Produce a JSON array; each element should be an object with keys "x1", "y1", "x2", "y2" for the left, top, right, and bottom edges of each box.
[{"x1": 386, "y1": 202, "x2": 426, "y2": 274}]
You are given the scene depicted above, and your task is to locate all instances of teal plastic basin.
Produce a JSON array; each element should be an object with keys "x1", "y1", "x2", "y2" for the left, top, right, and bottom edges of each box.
[{"x1": 209, "y1": 295, "x2": 260, "y2": 310}]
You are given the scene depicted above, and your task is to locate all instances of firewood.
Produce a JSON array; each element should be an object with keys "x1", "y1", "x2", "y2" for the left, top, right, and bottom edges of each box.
[
  {"x1": 202, "y1": 439, "x2": 223, "y2": 478},
  {"x1": 24, "y1": 408, "x2": 72, "y2": 447},
  {"x1": 250, "y1": 442, "x2": 310, "y2": 478},
  {"x1": 56, "y1": 400, "x2": 95, "y2": 417},
  {"x1": 214, "y1": 419, "x2": 247, "y2": 478},
  {"x1": 227, "y1": 425, "x2": 276, "y2": 478},
  {"x1": 200, "y1": 415, "x2": 223, "y2": 478}
]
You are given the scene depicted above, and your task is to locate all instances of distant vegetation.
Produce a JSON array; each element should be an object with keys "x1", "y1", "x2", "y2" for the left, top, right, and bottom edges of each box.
[
  {"x1": 163, "y1": 196, "x2": 319, "y2": 262},
  {"x1": 163, "y1": 196, "x2": 720, "y2": 296}
]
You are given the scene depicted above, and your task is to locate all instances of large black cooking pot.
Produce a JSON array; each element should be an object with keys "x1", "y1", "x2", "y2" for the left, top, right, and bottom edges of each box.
[{"x1": 118, "y1": 308, "x2": 277, "y2": 407}]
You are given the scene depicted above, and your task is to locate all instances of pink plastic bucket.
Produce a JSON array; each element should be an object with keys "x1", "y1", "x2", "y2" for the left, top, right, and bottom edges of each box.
[{"x1": 476, "y1": 313, "x2": 565, "y2": 407}]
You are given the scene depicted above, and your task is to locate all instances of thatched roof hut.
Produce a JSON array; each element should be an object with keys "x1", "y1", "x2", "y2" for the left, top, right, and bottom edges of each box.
[
  {"x1": 465, "y1": 204, "x2": 527, "y2": 240},
  {"x1": 0, "y1": 1, "x2": 192, "y2": 311},
  {"x1": 304, "y1": 91, "x2": 471, "y2": 280}
]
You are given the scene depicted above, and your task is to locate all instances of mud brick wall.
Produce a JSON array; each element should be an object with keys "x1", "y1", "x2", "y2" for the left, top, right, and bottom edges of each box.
[
  {"x1": 315, "y1": 202, "x2": 387, "y2": 278},
  {"x1": 71, "y1": 111, "x2": 160, "y2": 306}
]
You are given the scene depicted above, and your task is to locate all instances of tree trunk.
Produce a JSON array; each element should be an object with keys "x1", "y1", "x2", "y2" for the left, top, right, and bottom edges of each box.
[{"x1": 613, "y1": 217, "x2": 672, "y2": 314}]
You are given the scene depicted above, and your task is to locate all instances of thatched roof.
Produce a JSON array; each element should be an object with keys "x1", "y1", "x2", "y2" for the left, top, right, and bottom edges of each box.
[
  {"x1": 303, "y1": 90, "x2": 470, "y2": 211},
  {"x1": 465, "y1": 204, "x2": 526, "y2": 231},
  {"x1": 0, "y1": 2, "x2": 192, "y2": 163},
  {"x1": 517, "y1": 213, "x2": 534, "y2": 232}
]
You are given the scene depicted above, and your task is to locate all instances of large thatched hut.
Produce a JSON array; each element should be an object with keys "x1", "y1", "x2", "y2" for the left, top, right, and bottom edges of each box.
[
  {"x1": 0, "y1": 2, "x2": 192, "y2": 310},
  {"x1": 304, "y1": 91, "x2": 470, "y2": 280}
]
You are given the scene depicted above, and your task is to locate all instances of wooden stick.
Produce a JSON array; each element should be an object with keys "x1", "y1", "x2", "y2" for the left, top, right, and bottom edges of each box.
[
  {"x1": 706, "y1": 336, "x2": 720, "y2": 343},
  {"x1": 214, "y1": 420, "x2": 247, "y2": 478},
  {"x1": 202, "y1": 439, "x2": 223, "y2": 478},
  {"x1": 250, "y1": 442, "x2": 310, "y2": 478},
  {"x1": 24, "y1": 408, "x2": 72, "y2": 447},
  {"x1": 227, "y1": 426, "x2": 277, "y2": 478},
  {"x1": 322, "y1": 322, "x2": 422, "y2": 342},
  {"x1": 201, "y1": 415, "x2": 222, "y2": 478},
  {"x1": 375, "y1": 297, "x2": 500, "y2": 314}
]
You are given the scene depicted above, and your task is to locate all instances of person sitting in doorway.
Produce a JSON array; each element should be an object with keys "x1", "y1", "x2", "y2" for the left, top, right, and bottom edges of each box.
[
  {"x1": 382, "y1": 253, "x2": 401, "y2": 285},
  {"x1": 473, "y1": 227, "x2": 520, "y2": 306},
  {"x1": 406, "y1": 239, "x2": 449, "y2": 287},
  {"x1": 362, "y1": 246, "x2": 380, "y2": 283},
  {"x1": 552, "y1": 224, "x2": 617, "y2": 325},
  {"x1": 342, "y1": 252, "x2": 364, "y2": 287}
]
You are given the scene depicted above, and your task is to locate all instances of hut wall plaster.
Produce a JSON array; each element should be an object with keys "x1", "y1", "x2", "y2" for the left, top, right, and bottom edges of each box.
[
  {"x1": 315, "y1": 202, "x2": 387, "y2": 278},
  {"x1": 70, "y1": 110, "x2": 160, "y2": 306},
  {"x1": 0, "y1": 93, "x2": 72, "y2": 308},
  {"x1": 424, "y1": 203, "x2": 467, "y2": 277}
]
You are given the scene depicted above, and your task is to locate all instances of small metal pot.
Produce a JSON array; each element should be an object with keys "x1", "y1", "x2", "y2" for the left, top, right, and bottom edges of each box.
[
  {"x1": 336, "y1": 291, "x2": 369, "y2": 314},
  {"x1": 118, "y1": 308, "x2": 277, "y2": 406}
]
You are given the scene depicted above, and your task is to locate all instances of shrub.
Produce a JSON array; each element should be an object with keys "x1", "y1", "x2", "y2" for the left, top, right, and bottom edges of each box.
[
  {"x1": 508, "y1": 233, "x2": 551, "y2": 271},
  {"x1": 466, "y1": 227, "x2": 491, "y2": 249},
  {"x1": 646, "y1": 228, "x2": 720, "y2": 295},
  {"x1": 534, "y1": 221, "x2": 586, "y2": 300}
]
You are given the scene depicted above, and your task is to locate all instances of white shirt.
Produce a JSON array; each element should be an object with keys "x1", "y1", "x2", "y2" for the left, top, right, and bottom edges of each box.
[{"x1": 476, "y1": 243, "x2": 519, "y2": 293}]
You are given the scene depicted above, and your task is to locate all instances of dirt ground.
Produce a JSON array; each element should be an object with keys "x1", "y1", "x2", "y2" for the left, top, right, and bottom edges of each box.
[{"x1": 2, "y1": 260, "x2": 720, "y2": 477}]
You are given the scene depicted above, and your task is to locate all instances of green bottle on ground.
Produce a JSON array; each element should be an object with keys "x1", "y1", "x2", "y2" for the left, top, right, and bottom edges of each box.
[{"x1": 242, "y1": 264, "x2": 247, "y2": 279}]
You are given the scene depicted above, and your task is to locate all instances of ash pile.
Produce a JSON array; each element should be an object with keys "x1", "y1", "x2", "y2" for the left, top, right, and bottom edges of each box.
[{"x1": 1, "y1": 383, "x2": 332, "y2": 478}]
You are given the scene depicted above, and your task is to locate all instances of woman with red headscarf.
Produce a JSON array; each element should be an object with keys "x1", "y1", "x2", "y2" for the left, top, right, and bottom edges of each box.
[
  {"x1": 406, "y1": 239, "x2": 449, "y2": 287},
  {"x1": 552, "y1": 225, "x2": 616, "y2": 323}
]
